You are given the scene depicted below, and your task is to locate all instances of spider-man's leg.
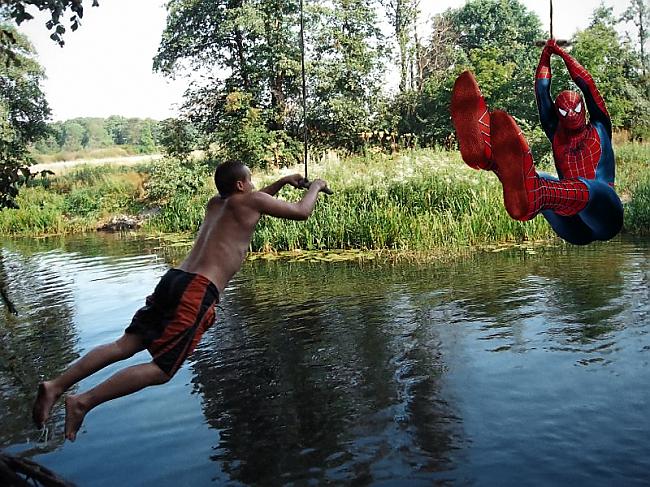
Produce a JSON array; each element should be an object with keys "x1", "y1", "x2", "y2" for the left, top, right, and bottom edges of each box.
[
  {"x1": 575, "y1": 178, "x2": 623, "y2": 240},
  {"x1": 451, "y1": 71, "x2": 493, "y2": 170},
  {"x1": 539, "y1": 177, "x2": 623, "y2": 244},
  {"x1": 491, "y1": 112, "x2": 623, "y2": 243},
  {"x1": 490, "y1": 111, "x2": 588, "y2": 212}
]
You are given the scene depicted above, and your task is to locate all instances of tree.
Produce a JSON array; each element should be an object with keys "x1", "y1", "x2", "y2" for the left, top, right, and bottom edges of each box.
[
  {"x1": 158, "y1": 117, "x2": 197, "y2": 161},
  {"x1": 383, "y1": 0, "x2": 419, "y2": 93},
  {"x1": 81, "y1": 117, "x2": 112, "y2": 148},
  {"x1": 105, "y1": 115, "x2": 129, "y2": 145},
  {"x1": 418, "y1": 12, "x2": 460, "y2": 90},
  {"x1": 60, "y1": 120, "x2": 84, "y2": 151},
  {"x1": 389, "y1": 0, "x2": 543, "y2": 148},
  {"x1": 307, "y1": 0, "x2": 385, "y2": 150},
  {"x1": 621, "y1": 0, "x2": 649, "y2": 78},
  {"x1": 448, "y1": 0, "x2": 543, "y2": 121},
  {"x1": 0, "y1": 23, "x2": 50, "y2": 208},
  {"x1": 155, "y1": 0, "x2": 303, "y2": 166},
  {"x1": 569, "y1": 5, "x2": 650, "y2": 139},
  {"x1": 0, "y1": 1, "x2": 100, "y2": 208},
  {"x1": 1, "y1": 0, "x2": 98, "y2": 47}
]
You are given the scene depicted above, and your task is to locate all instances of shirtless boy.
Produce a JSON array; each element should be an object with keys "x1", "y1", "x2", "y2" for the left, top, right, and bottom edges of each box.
[{"x1": 32, "y1": 160, "x2": 328, "y2": 441}]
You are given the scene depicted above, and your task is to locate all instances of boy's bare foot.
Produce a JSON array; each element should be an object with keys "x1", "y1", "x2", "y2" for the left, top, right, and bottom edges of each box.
[
  {"x1": 32, "y1": 381, "x2": 61, "y2": 428},
  {"x1": 64, "y1": 395, "x2": 87, "y2": 442}
]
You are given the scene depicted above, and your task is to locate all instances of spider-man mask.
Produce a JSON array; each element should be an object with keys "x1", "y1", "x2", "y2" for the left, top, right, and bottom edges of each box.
[{"x1": 554, "y1": 90, "x2": 586, "y2": 131}]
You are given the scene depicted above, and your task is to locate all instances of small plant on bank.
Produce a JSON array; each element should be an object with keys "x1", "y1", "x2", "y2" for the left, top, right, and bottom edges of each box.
[{"x1": 144, "y1": 157, "x2": 209, "y2": 204}]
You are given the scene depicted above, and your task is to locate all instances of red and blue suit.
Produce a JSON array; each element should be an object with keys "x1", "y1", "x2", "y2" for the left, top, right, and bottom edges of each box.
[{"x1": 450, "y1": 39, "x2": 623, "y2": 245}]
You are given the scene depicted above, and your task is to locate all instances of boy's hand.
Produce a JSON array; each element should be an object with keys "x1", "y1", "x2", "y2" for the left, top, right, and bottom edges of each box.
[
  {"x1": 297, "y1": 178, "x2": 333, "y2": 195},
  {"x1": 284, "y1": 174, "x2": 306, "y2": 188},
  {"x1": 310, "y1": 178, "x2": 333, "y2": 195},
  {"x1": 311, "y1": 179, "x2": 327, "y2": 191}
]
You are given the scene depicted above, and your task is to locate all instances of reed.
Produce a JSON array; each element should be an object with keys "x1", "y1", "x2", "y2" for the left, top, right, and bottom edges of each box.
[
  {"x1": 250, "y1": 167, "x2": 552, "y2": 252},
  {"x1": 1, "y1": 146, "x2": 648, "y2": 249},
  {"x1": 0, "y1": 165, "x2": 145, "y2": 236}
]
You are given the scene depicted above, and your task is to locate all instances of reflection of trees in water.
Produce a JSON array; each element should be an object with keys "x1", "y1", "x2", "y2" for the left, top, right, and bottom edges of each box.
[
  {"x1": 0, "y1": 232, "x2": 177, "y2": 452},
  {"x1": 190, "y1": 242, "x2": 647, "y2": 483},
  {"x1": 0, "y1": 247, "x2": 78, "y2": 451},
  {"x1": 191, "y1": 262, "x2": 463, "y2": 484},
  {"x1": 426, "y1": 245, "x2": 630, "y2": 338}
]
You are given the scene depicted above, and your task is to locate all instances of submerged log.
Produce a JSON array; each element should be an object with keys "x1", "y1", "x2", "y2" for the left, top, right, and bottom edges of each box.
[{"x1": 0, "y1": 452, "x2": 75, "y2": 487}]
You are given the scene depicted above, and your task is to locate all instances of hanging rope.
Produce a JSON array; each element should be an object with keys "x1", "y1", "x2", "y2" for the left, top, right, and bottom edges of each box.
[
  {"x1": 299, "y1": 0, "x2": 308, "y2": 182},
  {"x1": 298, "y1": 0, "x2": 333, "y2": 195},
  {"x1": 535, "y1": 0, "x2": 570, "y2": 47},
  {"x1": 549, "y1": 0, "x2": 554, "y2": 40}
]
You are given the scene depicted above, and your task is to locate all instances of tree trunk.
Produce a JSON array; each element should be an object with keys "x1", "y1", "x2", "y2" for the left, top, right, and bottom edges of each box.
[{"x1": 0, "y1": 453, "x2": 76, "y2": 487}]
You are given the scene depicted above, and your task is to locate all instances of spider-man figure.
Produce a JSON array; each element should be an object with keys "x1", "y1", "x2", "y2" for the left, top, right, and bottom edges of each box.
[{"x1": 451, "y1": 39, "x2": 623, "y2": 245}]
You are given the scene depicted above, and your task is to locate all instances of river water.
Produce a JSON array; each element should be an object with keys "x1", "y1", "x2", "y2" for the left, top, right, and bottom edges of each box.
[{"x1": 0, "y1": 234, "x2": 648, "y2": 486}]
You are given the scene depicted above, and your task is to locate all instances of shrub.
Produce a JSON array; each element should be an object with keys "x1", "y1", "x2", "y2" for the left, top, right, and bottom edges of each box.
[{"x1": 144, "y1": 157, "x2": 209, "y2": 204}]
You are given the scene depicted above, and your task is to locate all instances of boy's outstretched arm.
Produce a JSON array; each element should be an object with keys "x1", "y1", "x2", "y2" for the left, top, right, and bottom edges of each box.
[
  {"x1": 251, "y1": 179, "x2": 327, "y2": 220},
  {"x1": 259, "y1": 174, "x2": 305, "y2": 196}
]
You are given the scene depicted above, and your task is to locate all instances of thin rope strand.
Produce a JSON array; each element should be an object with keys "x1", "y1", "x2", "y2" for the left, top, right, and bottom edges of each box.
[{"x1": 299, "y1": 0, "x2": 308, "y2": 181}]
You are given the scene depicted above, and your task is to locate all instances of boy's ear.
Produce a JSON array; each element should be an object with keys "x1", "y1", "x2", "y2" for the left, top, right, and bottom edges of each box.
[{"x1": 235, "y1": 180, "x2": 245, "y2": 192}]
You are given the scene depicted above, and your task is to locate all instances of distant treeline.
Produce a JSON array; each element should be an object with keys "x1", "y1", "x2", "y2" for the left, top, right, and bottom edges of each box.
[
  {"x1": 151, "y1": 0, "x2": 650, "y2": 169},
  {"x1": 32, "y1": 116, "x2": 163, "y2": 155}
]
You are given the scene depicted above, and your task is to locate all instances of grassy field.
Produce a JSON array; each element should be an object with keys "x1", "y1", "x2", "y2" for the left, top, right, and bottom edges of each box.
[
  {"x1": 1, "y1": 145, "x2": 648, "y2": 254},
  {"x1": 31, "y1": 146, "x2": 160, "y2": 165}
]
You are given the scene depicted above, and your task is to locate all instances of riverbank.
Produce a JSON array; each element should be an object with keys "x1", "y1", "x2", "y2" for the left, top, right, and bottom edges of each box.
[
  {"x1": 30, "y1": 153, "x2": 163, "y2": 174},
  {"x1": 1, "y1": 145, "x2": 648, "y2": 252}
]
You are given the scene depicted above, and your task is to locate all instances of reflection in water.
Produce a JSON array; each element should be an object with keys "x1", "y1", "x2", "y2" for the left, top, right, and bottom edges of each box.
[
  {"x1": 192, "y1": 266, "x2": 462, "y2": 484},
  {"x1": 0, "y1": 234, "x2": 165, "y2": 453},
  {"x1": 0, "y1": 234, "x2": 648, "y2": 486},
  {"x1": 0, "y1": 246, "x2": 78, "y2": 453}
]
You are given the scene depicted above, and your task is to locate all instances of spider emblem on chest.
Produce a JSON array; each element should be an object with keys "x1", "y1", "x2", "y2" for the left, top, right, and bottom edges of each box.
[{"x1": 554, "y1": 126, "x2": 601, "y2": 179}]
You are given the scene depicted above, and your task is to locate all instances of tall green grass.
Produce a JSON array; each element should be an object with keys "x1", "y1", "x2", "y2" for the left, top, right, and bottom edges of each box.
[
  {"x1": 0, "y1": 165, "x2": 145, "y2": 236},
  {"x1": 616, "y1": 142, "x2": 650, "y2": 235},
  {"x1": 251, "y1": 150, "x2": 552, "y2": 251},
  {"x1": 1, "y1": 145, "x2": 648, "y2": 248}
]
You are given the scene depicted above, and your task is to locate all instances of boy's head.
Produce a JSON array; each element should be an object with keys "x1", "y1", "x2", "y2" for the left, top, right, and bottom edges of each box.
[{"x1": 214, "y1": 160, "x2": 253, "y2": 197}]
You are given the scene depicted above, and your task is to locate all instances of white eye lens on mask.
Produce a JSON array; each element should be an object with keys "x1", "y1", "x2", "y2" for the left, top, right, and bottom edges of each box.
[
  {"x1": 575, "y1": 102, "x2": 582, "y2": 113},
  {"x1": 558, "y1": 108, "x2": 567, "y2": 117}
]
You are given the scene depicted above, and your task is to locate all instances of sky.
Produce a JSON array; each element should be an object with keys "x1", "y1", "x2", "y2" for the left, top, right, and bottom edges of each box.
[{"x1": 18, "y1": 0, "x2": 632, "y2": 122}]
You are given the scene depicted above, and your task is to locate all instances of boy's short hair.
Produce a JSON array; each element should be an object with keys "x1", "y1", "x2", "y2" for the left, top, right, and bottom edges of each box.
[{"x1": 214, "y1": 160, "x2": 247, "y2": 196}]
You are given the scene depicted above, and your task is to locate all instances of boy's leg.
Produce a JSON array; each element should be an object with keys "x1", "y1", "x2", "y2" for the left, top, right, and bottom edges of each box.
[
  {"x1": 33, "y1": 332, "x2": 145, "y2": 427},
  {"x1": 65, "y1": 361, "x2": 169, "y2": 441}
]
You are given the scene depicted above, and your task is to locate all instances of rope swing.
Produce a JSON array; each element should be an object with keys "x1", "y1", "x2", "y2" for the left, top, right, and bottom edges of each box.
[
  {"x1": 298, "y1": 0, "x2": 333, "y2": 194},
  {"x1": 535, "y1": 0, "x2": 570, "y2": 47},
  {"x1": 299, "y1": 0, "x2": 308, "y2": 181}
]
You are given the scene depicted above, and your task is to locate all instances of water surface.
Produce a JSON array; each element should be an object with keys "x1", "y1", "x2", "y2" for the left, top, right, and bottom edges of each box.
[{"x1": 0, "y1": 234, "x2": 648, "y2": 486}]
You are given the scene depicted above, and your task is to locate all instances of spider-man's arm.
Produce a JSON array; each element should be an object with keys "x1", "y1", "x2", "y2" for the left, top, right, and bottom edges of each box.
[
  {"x1": 535, "y1": 44, "x2": 557, "y2": 141},
  {"x1": 548, "y1": 40, "x2": 612, "y2": 139}
]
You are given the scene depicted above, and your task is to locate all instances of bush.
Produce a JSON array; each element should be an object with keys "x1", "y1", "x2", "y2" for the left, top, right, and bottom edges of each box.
[
  {"x1": 144, "y1": 157, "x2": 209, "y2": 204},
  {"x1": 64, "y1": 187, "x2": 102, "y2": 216}
]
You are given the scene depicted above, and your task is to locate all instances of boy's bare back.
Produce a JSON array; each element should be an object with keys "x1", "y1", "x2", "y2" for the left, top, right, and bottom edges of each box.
[{"x1": 178, "y1": 169, "x2": 327, "y2": 294}]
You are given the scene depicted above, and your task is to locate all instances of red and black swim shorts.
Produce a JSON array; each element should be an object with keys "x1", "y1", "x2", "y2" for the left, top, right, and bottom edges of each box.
[{"x1": 126, "y1": 268, "x2": 219, "y2": 376}]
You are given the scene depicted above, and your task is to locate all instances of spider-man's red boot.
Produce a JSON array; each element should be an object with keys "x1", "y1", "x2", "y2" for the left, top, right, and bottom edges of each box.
[
  {"x1": 451, "y1": 71, "x2": 493, "y2": 170},
  {"x1": 491, "y1": 111, "x2": 589, "y2": 221}
]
